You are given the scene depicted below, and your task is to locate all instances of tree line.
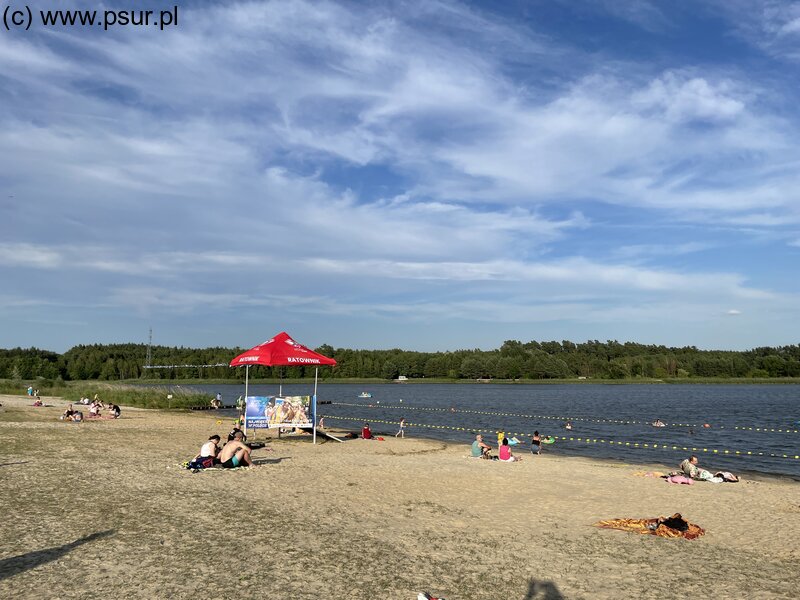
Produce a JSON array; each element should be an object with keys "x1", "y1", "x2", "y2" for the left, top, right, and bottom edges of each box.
[{"x1": 2, "y1": 340, "x2": 800, "y2": 383}]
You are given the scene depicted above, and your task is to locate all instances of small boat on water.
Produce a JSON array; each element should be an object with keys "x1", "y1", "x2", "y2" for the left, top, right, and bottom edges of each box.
[{"x1": 358, "y1": 392, "x2": 372, "y2": 398}]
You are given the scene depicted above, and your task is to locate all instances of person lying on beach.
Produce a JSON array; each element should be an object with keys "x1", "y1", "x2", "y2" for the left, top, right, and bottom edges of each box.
[
  {"x1": 471, "y1": 434, "x2": 492, "y2": 459},
  {"x1": 498, "y1": 438, "x2": 521, "y2": 462},
  {"x1": 217, "y1": 431, "x2": 252, "y2": 468},
  {"x1": 361, "y1": 423, "x2": 373, "y2": 440}
]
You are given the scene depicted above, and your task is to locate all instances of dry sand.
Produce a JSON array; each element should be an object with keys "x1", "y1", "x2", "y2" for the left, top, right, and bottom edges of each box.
[{"x1": 1, "y1": 393, "x2": 798, "y2": 599}]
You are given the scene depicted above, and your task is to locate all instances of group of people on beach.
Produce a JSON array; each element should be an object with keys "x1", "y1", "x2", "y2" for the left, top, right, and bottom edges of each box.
[
  {"x1": 471, "y1": 430, "x2": 546, "y2": 462},
  {"x1": 61, "y1": 399, "x2": 120, "y2": 422},
  {"x1": 358, "y1": 419, "x2": 407, "y2": 440},
  {"x1": 190, "y1": 426, "x2": 265, "y2": 469},
  {"x1": 673, "y1": 455, "x2": 739, "y2": 483}
]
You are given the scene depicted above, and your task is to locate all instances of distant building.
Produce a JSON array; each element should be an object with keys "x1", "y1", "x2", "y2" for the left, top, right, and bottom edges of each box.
[{"x1": 396, "y1": 375, "x2": 408, "y2": 382}]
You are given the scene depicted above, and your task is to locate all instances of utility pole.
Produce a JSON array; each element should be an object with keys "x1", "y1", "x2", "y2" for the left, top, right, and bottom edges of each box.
[{"x1": 146, "y1": 328, "x2": 153, "y2": 369}]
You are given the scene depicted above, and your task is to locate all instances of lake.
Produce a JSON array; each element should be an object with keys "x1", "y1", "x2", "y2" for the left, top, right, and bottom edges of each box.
[{"x1": 171, "y1": 382, "x2": 800, "y2": 479}]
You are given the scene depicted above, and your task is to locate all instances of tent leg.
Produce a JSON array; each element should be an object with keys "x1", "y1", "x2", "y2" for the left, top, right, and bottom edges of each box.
[
  {"x1": 313, "y1": 367, "x2": 319, "y2": 445},
  {"x1": 244, "y1": 365, "x2": 249, "y2": 438}
]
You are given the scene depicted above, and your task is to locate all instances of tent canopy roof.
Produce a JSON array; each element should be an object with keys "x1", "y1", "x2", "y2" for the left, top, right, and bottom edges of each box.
[{"x1": 229, "y1": 331, "x2": 336, "y2": 368}]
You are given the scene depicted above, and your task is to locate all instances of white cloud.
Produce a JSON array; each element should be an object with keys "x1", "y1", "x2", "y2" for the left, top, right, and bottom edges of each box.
[
  {"x1": 727, "y1": 309, "x2": 742, "y2": 315},
  {"x1": 632, "y1": 73, "x2": 746, "y2": 122}
]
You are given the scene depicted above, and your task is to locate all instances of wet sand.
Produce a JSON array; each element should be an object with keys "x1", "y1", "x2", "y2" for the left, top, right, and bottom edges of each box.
[{"x1": 1, "y1": 394, "x2": 798, "y2": 599}]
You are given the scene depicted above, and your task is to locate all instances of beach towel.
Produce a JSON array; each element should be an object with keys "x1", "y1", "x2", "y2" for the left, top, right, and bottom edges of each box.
[
  {"x1": 666, "y1": 475, "x2": 694, "y2": 485},
  {"x1": 633, "y1": 471, "x2": 667, "y2": 478},
  {"x1": 593, "y1": 514, "x2": 705, "y2": 540},
  {"x1": 698, "y1": 470, "x2": 724, "y2": 483}
]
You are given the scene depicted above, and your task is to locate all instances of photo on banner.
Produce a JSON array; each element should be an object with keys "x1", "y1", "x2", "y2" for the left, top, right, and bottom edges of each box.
[{"x1": 245, "y1": 395, "x2": 312, "y2": 429}]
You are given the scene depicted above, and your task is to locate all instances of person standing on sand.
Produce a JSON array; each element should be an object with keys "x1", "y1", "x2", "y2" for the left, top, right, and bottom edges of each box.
[
  {"x1": 531, "y1": 431, "x2": 542, "y2": 456},
  {"x1": 218, "y1": 431, "x2": 252, "y2": 468},
  {"x1": 396, "y1": 418, "x2": 406, "y2": 438}
]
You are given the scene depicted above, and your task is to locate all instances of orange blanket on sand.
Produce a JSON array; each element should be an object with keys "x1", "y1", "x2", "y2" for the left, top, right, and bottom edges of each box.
[{"x1": 593, "y1": 515, "x2": 705, "y2": 540}]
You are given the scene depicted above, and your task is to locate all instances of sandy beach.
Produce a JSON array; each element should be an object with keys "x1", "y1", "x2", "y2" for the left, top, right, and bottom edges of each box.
[{"x1": 1, "y1": 393, "x2": 798, "y2": 599}]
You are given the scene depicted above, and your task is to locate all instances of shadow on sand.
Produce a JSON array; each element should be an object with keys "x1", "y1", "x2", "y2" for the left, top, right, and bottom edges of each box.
[
  {"x1": 523, "y1": 578, "x2": 564, "y2": 600},
  {"x1": 251, "y1": 457, "x2": 291, "y2": 466},
  {"x1": 0, "y1": 530, "x2": 115, "y2": 581}
]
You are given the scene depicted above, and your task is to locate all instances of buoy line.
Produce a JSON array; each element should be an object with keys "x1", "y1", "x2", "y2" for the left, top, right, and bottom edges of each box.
[
  {"x1": 318, "y1": 414, "x2": 800, "y2": 461},
  {"x1": 331, "y1": 402, "x2": 799, "y2": 433}
]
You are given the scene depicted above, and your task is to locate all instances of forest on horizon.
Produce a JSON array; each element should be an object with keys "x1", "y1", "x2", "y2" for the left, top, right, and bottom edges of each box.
[{"x1": 2, "y1": 339, "x2": 800, "y2": 383}]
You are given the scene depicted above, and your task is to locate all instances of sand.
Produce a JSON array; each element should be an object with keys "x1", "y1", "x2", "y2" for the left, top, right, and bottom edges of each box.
[{"x1": 1, "y1": 393, "x2": 798, "y2": 599}]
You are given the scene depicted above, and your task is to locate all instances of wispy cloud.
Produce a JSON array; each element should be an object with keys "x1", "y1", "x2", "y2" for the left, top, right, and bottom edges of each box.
[{"x1": 2, "y1": 0, "x2": 800, "y2": 350}]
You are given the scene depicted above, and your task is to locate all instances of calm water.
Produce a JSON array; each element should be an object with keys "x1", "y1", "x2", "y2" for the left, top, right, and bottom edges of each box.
[{"x1": 175, "y1": 383, "x2": 800, "y2": 479}]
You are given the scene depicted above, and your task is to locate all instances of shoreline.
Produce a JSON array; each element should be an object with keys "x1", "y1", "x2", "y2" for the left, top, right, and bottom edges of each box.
[
  {"x1": 321, "y1": 423, "x2": 800, "y2": 484},
  {"x1": 5, "y1": 393, "x2": 796, "y2": 481}
]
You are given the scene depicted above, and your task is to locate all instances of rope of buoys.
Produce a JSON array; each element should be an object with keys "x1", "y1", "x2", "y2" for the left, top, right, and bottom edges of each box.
[
  {"x1": 331, "y1": 402, "x2": 799, "y2": 433},
  {"x1": 733, "y1": 426, "x2": 800, "y2": 433},
  {"x1": 318, "y1": 414, "x2": 800, "y2": 460}
]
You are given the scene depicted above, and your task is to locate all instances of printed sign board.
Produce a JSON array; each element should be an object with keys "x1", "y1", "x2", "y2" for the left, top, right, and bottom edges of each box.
[{"x1": 244, "y1": 395, "x2": 312, "y2": 429}]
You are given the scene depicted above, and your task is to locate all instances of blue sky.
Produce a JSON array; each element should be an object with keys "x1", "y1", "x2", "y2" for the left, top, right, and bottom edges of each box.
[{"x1": 2, "y1": 0, "x2": 800, "y2": 353}]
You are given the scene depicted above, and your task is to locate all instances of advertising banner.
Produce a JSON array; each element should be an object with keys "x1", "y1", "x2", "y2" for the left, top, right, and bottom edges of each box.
[{"x1": 245, "y1": 395, "x2": 312, "y2": 429}]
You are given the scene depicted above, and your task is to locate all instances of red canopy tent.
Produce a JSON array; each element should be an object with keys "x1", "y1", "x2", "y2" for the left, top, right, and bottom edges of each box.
[{"x1": 230, "y1": 332, "x2": 336, "y2": 443}]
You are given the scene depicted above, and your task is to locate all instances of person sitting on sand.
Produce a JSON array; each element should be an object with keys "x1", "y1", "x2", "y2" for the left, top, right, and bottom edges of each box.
[
  {"x1": 217, "y1": 431, "x2": 252, "y2": 468},
  {"x1": 107, "y1": 404, "x2": 121, "y2": 418},
  {"x1": 679, "y1": 455, "x2": 701, "y2": 479},
  {"x1": 70, "y1": 410, "x2": 83, "y2": 423},
  {"x1": 89, "y1": 400, "x2": 102, "y2": 418},
  {"x1": 498, "y1": 438, "x2": 521, "y2": 462},
  {"x1": 195, "y1": 435, "x2": 221, "y2": 464},
  {"x1": 471, "y1": 434, "x2": 492, "y2": 459},
  {"x1": 531, "y1": 431, "x2": 542, "y2": 456},
  {"x1": 32, "y1": 399, "x2": 43, "y2": 407},
  {"x1": 678, "y1": 455, "x2": 720, "y2": 481},
  {"x1": 62, "y1": 404, "x2": 75, "y2": 420},
  {"x1": 361, "y1": 422, "x2": 373, "y2": 440},
  {"x1": 227, "y1": 426, "x2": 246, "y2": 442}
]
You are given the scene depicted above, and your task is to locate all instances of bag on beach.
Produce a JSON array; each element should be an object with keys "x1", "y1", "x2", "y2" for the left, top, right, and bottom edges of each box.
[
  {"x1": 187, "y1": 457, "x2": 215, "y2": 470},
  {"x1": 660, "y1": 513, "x2": 689, "y2": 532}
]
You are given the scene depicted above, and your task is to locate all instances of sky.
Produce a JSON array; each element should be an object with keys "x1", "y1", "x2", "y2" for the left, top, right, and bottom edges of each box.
[{"x1": 1, "y1": 0, "x2": 800, "y2": 353}]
